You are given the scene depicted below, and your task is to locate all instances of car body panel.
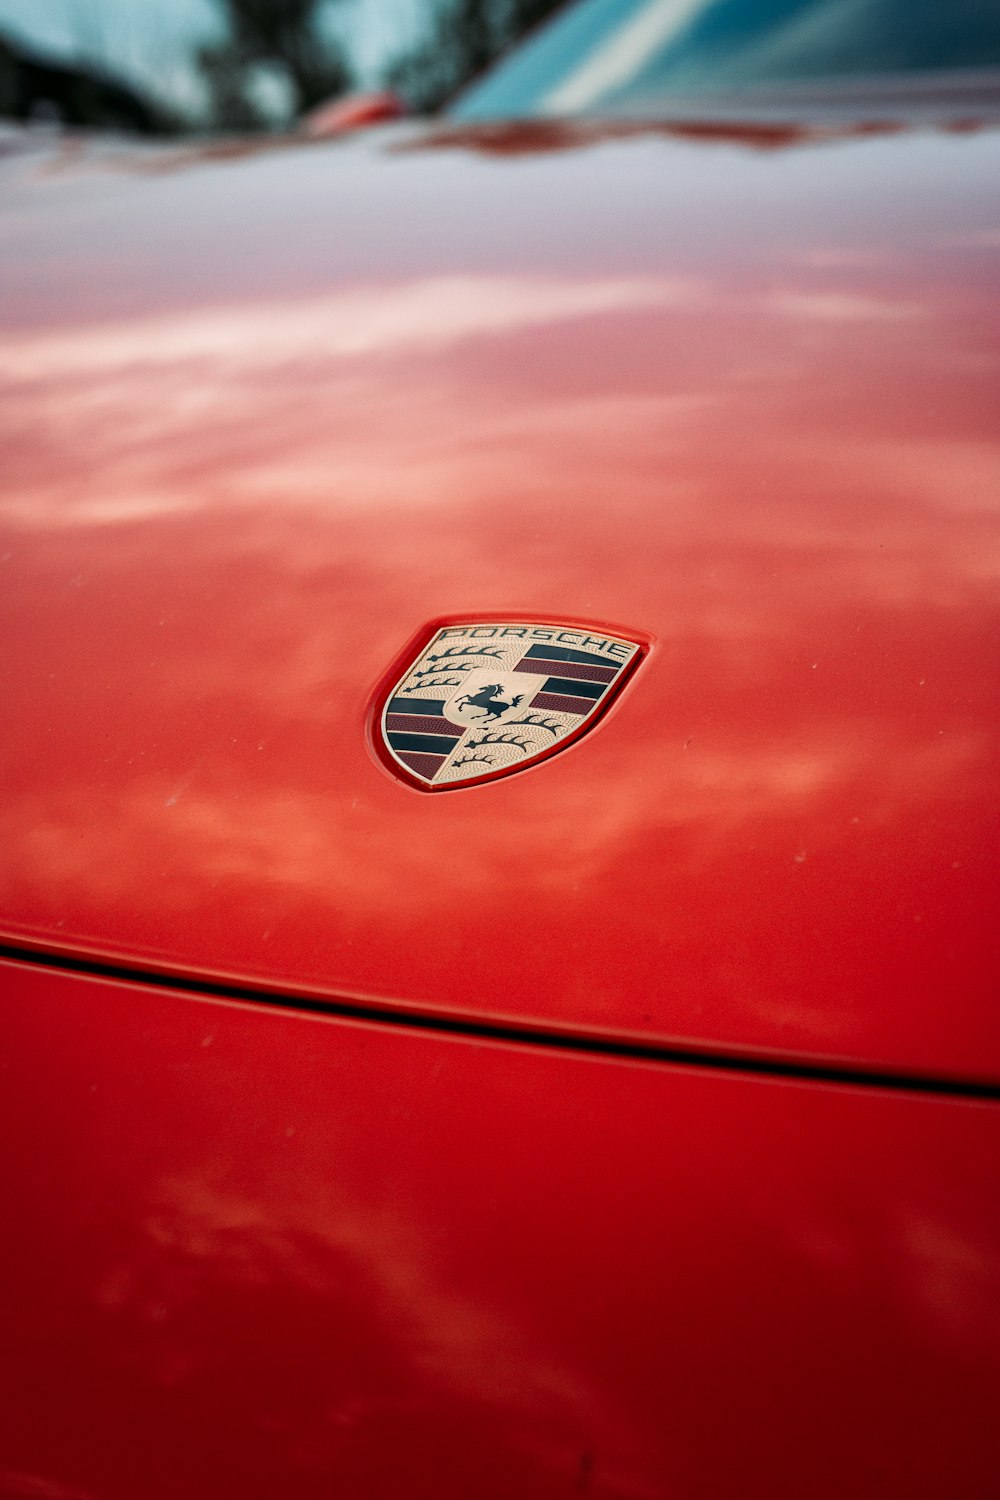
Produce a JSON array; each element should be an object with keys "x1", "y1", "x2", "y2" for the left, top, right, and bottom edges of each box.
[
  {"x1": 2, "y1": 957, "x2": 999, "y2": 1499},
  {"x1": 1, "y1": 120, "x2": 998, "y2": 1082}
]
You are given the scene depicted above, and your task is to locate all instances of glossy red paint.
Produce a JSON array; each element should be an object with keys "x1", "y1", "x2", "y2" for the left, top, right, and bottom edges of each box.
[
  {"x1": 1, "y1": 119, "x2": 999, "y2": 1084},
  {"x1": 303, "y1": 90, "x2": 406, "y2": 138},
  {"x1": 2, "y1": 958, "x2": 998, "y2": 1499}
]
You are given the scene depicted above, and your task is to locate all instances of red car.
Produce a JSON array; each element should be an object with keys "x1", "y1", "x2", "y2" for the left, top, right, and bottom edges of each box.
[{"x1": 2, "y1": 2, "x2": 999, "y2": 1495}]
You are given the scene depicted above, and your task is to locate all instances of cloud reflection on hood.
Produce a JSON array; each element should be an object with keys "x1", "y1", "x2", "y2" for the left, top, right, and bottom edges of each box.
[{"x1": 2, "y1": 204, "x2": 998, "y2": 1081}]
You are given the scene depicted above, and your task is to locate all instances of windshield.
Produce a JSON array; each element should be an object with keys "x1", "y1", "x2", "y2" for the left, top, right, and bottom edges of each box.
[{"x1": 449, "y1": 0, "x2": 1000, "y2": 121}]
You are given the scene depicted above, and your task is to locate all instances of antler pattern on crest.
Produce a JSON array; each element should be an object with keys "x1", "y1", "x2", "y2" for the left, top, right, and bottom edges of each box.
[
  {"x1": 426, "y1": 646, "x2": 505, "y2": 665},
  {"x1": 463, "y1": 729, "x2": 535, "y2": 757},
  {"x1": 506, "y1": 713, "x2": 563, "y2": 738}
]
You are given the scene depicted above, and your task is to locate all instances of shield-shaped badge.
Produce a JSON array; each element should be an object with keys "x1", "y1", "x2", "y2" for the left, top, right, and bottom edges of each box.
[{"x1": 377, "y1": 621, "x2": 643, "y2": 789}]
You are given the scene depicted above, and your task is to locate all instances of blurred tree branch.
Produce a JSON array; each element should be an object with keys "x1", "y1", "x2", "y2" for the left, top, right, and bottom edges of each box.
[
  {"x1": 201, "y1": 0, "x2": 352, "y2": 130},
  {"x1": 386, "y1": 0, "x2": 564, "y2": 114}
]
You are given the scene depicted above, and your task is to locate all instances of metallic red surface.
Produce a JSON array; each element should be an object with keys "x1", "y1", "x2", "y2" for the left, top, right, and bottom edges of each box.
[
  {"x1": 1, "y1": 119, "x2": 999, "y2": 1082},
  {"x1": 1, "y1": 958, "x2": 998, "y2": 1499},
  {"x1": 303, "y1": 91, "x2": 406, "y2": 138}
]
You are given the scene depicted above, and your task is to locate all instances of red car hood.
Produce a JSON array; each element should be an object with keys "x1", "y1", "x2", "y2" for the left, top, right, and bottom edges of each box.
[{"x1": 1, "y1": 119, "x2": 998, "y2": 1085}]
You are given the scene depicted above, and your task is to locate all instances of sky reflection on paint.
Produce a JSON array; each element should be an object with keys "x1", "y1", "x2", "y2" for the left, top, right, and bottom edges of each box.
[{"x1": 1, "y1": 125, "x2": 998, "y2": 1080}]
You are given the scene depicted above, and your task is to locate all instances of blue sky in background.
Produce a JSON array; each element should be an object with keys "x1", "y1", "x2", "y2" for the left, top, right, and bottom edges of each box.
[{"x1": 0, "y1": 0, "x2": 427, "y2": 116}]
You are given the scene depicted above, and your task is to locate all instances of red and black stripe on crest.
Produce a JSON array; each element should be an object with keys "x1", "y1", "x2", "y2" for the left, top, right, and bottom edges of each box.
[
  {"x1": 384, "y1": 697, "x2": 462, "y2": 781},
  {"x1": 512, "y1": 643, "x2": 625, "y2": 719}
]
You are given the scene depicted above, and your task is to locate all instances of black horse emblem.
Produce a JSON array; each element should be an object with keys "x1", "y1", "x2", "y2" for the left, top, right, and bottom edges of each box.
[{"x1": 454, "y1": 683, "x2": 525, "y2": 722}]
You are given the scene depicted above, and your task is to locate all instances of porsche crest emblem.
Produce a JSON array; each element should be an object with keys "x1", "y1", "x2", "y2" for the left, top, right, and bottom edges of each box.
[{"x1": 378, "y1": 622, "x2": 643, "y2": 789}]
